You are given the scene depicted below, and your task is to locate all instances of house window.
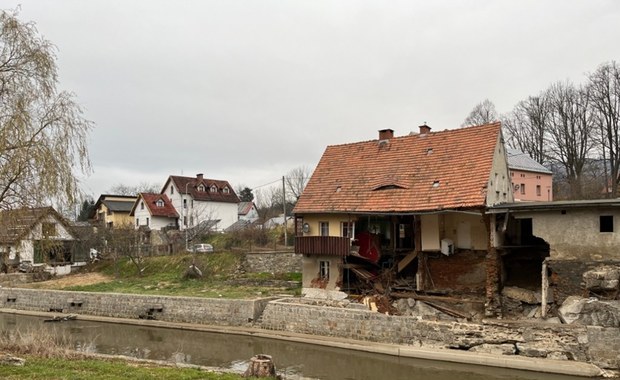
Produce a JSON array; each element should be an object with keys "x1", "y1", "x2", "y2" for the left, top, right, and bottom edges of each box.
[
  {"x1": 42, "y1": 223, "x2": 56, "y2": 236},
  {"x1": 536, "y1": 185, "x2": 541, "y2": 196},
  {"x1": 146, "y1": 217, "x2": 150, "y2": 226},
  {"x1": 520, "y1": 184, "x2": 525, "y2": 195},
  {"x1": 190, "y1": 216, "x2": 194, "y2": 226},
  {"x1": 341, "y1": 222, "x2": 354, "y2": 238},
  {"x1": 140, "y1": 202, "x2": 144, "y2": 210},
  {"x1": 210, "y1": 185, "x2": 217, "y2": 193},
  {"x1": 184, "y1": 216, "x2": 187, "y2": 227},
  {"x1": 156, "y1": 199, "x2": 164, "y2": 207},
  {"x1": 183, "y1": 199, "x2": 187, "y2": 209},
  {"x1": 198, "y1": 184, "x2": 205, "y2": 192},
  {"x1": 319, "y1": 222, "x2": 329, "y2": 236},
  {"x1": 319, "y1": 260, "x2": 330, "y2": 280},
  {"x1": 171, "y1": 186, "x2": 174, "y2": 195},
  {"x1": 600, "y1": 215, "x2": 614, "y2": 233},
  {"x1": 136, "y1": 218, "x2": 139, "y2": 226},
  {"x1": 223, "y1": 187, "x2": 230, "y2": 194}
]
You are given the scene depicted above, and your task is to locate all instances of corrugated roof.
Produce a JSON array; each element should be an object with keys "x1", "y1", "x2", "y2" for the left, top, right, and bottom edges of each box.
[
  {"x1": 294, "y1": 123, "x2": 502, "y2": 214},
  {"x1": 507, "y1": 148, "x2": 552, "y2": 174}
]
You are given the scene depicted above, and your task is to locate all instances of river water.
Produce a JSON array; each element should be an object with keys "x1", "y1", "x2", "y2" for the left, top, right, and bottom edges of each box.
[{"x1": 0, "y1": 313, "x2": 592, "y2": 380}]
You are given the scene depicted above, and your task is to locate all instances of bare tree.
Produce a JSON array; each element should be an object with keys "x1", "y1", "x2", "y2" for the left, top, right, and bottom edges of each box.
[
  {"x1": 106, "y1": 182, "x2": 159, "y2": 196},
  {"x1": 588, "y1": 61, "x2": 620, "y2": 196},
  {"x1": 101, "y1": 224, "x2": 147, "y2": 277},
  {"x1": 461, "y1": 99, "x2": 499, "y2": 127},
  {"x1": 0, "y1": 10, "x2": 92, "y2": 210},
  {"x1": 285, "y1": 165, "x2": 312, "y2": 201},
  {"x1": 503, "y1": 94, "x2": 551, "y2": 165}
]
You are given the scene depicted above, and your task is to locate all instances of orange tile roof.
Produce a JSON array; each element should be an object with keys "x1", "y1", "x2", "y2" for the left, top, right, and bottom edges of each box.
[{"x1": 294, "y1": 123, "x2": 502, "y2": 214}]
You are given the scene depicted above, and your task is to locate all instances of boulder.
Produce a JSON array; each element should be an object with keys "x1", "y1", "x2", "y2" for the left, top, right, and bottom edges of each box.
[
  {"x1": 502, "y1": 286, "x2": 541, "y2": 304},
  {"x1": 583, "y1": 265, "x2": 620, "y2": 291},
  {"x1": 558, "y1": 296, "x2": 620, "y2": 327}
]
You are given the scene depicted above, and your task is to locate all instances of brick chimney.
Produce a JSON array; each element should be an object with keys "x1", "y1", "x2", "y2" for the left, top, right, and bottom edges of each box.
[
  {"x1": 419, "y1": 124, "x2": 431, "y2": 135},
  {"x1": 379, "y1": 129, "x2": 394, "y2": 140},
  {"x1": 196, "y1": 173, "x2": 203, "y2": 181}
]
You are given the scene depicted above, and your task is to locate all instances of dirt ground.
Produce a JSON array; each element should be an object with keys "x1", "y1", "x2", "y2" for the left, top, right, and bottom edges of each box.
[{"x1": 22, "y1": 272, "x2": 112, "y2": 289}]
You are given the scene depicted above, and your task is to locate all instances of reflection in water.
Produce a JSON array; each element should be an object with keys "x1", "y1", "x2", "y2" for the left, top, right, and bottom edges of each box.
[{"x1": 0, "y1": 313, "x2": 591, "y2": 380}]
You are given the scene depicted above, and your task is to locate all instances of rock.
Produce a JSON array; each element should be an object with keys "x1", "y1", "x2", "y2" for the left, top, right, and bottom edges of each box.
[
  {"x1": 545, "y1": 317, "x2": 562, "y2": 324},
  {"x1": 243, "y1": 354, "x2": 279, "y2": 378},
  {"x1": 516, "y1": 343, "x2": 548, "y2": 358},
  {"x1": 583, "y1": 265, "x2": 620, "y2": 291},
  {"x1": 394, "y1": 298, "x2": 416, "y2": 315},
  {"x1": 469, "y1": 343, "x2": 516, "y2": 355},
  {"x1": 502, "y1": 286, "x2": 541, "y2": 304},
  {"x1": 558, "y1": 296, "x2": 620, "y2": 327},
  {"x1": 0, "y1": 353, "x2": 25, "y2": 366}
]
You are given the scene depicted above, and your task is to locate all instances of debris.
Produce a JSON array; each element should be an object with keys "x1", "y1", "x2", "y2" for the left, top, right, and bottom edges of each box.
[
  {"x1": 424, "y1": 301, "x2": 468, "y2": 319},
  {"x1": 502, "y1": 286, "x2": 541, "y2": 304},
  {"x1": 44, "y1": 314, "x2": 77, "y2": 323},
  {"x1": 0, "y1": 353, "x2": 25, "y2": 366}
]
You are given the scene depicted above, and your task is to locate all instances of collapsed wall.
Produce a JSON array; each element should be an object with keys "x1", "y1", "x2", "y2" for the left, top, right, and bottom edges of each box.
[{"x1": 260, "y1": 298, "x2": 620, "y2": 370}]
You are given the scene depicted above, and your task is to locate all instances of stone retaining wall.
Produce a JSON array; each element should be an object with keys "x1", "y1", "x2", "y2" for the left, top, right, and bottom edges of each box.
[
  {"x1": 260, "y1": 298, "x2": 620, "y2": 370},
  {"x1": 0, "y1": 288, "x2": 270, "y2": 326},
  {"x1": 242, "y1": 252, "x2": 301, "y2": 274}
]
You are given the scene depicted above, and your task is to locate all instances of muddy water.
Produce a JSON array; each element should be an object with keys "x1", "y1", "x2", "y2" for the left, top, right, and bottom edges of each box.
[{"x1": 0, "y1": 313, "x2": 592, "y2": 380}]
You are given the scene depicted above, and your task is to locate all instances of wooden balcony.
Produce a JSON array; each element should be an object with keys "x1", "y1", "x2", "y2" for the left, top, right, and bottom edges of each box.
[{"x1": 295, "y1": 236, "x2": 350, "y2": 256}]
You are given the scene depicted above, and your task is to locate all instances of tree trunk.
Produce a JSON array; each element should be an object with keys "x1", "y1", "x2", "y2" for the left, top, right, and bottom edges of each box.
[{"x1": 243, "y1": 354, "x2": 277, "y2": 378}]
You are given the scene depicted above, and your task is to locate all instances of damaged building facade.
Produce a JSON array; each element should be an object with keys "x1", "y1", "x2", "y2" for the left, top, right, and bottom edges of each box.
[{"x1": 294, "y1": 123, "x2": 513, "y2": 312}]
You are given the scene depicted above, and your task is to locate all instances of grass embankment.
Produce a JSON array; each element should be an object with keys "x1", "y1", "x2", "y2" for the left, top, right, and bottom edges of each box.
[
  {"x1": 24, "y1": 252, "x2": 301, "y2": 299},
  {"x1": 0, "y1": 329, "x2": 251, "y2": 379}
]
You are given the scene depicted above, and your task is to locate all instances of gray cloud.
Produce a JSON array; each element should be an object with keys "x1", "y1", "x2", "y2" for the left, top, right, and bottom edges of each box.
[{"x1": 8, "y1": 0, "x2": 620, "y2": 197}]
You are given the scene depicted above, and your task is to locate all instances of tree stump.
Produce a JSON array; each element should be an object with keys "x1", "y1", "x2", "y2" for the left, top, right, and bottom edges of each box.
[{"x1": 243, "y1": 354, "x2": 278, "y2": 378}]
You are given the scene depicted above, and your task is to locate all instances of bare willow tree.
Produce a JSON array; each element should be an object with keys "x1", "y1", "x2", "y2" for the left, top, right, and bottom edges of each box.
[
  {"x1": 503, "y1": 94, "x2": 551, "y2": 165},
  {"x1": 0, "y1": 10, "x2": 91, "y2": 210},
  {"x1": 545, "y1": 81, "x2": 595, "y2": 198},
  {"x1": 461, "y1": 99, "x2": 499, "y2": 127},
  {"x1": 285, "y1": 165, "x2": 312, "y2": 201},
  {"x1": 588, "y1": 61, "x2": 620, "y2": 197}
]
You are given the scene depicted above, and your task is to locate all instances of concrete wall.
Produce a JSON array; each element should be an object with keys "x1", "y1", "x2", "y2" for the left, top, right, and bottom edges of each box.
[
  {"x1": 242, "y1": 252, "x2": 302, "y2": 274},
  {"x1": 518, "y1": 209, "x2": 620, "y2": 260},
  {"x1": 302, "y1": 255, "x2": 342, "y2": 290},
  {"x1": 260, "y1": 298, "x2": 620, "y2": 369},
  {"x1": 0, "y1": 288, "x2": 269, "y2": 326}
]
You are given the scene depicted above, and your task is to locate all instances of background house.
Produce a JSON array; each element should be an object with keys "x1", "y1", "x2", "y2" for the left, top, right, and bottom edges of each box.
[
  {"x1": 294, "y1": 123, "x2": 513, "y2": 300},
  {"x1": 130, "y1": 193, "x2": 179, "y2": 230},
  {"x1": 238, "y1": 201, "x2": 259, "y2": 222},
  {"x1": 0, "y1": 207, "x2": 81, "y2": 274},
  {"x1": 507, "y1": 148, "x2": 553, "y2": 202},
  {"x1": 161, "y1": 174, "x2": 239, "y2": 232},
  {"x1": 89, "y1": 194, "x2": 137, "y2": 228}
]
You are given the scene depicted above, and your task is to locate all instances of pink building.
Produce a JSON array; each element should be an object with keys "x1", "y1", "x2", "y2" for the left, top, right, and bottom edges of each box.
[{"x1": 507, "y1": 149, "x2": 553, "y2": 202}]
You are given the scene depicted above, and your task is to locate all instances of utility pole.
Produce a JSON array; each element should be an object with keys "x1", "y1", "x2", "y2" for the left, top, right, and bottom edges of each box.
[{"x1": 282, "y1": 176, "x2": 287, "y2": 246}]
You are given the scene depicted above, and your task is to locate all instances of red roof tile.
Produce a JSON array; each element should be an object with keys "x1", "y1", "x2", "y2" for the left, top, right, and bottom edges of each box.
[
  {"x1": 294, "y1": 123, "x2": 502, "y2": 214},
  {"x1": 131, "y1": 193, "x2": 179, "y2": 218},
  {"x1": 165, "y1": 176, "x2": 239, "y2": 204}
]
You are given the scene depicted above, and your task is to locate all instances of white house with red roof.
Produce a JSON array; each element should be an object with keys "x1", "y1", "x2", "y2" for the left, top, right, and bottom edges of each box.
[
  {"x1": 130, "y1": 193, "x2": 179, "y2": 230},
  {"x1": 161, "y1": 173, "x2": 240, "y2": 232}
]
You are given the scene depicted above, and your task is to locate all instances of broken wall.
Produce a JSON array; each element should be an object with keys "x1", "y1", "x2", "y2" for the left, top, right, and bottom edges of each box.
[
  {"x1": 420, "y1": 213, "x2": 488, "y2": 251},
  {"x1": 517, "y1": 209, "x2": 620, "y2": 260},
  {"x1": 426, "y1": 250, "x2": 487, "y2": 292},
  {"x1": 302, "y1": 255, "x2": 342, "y2": 291},
  {"x1": 548, "y1": 259, "x2": 620, "y2": 304}
]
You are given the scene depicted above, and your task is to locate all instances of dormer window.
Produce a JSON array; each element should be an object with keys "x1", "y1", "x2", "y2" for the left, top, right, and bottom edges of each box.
[
  {"x1": 223, "y1": 186, "x2": 230, "y2": 194},
  {"x1": 432, "y1": 180, "x2": 440, "y2": 188},
  {"x1": 210, "y1": 185, "x2": 217, "y2": 193},
  {"x1": 197, "y1": 184, "x2": 205, "y2": 192},
  {"x1": 156, "y1": 199, "x2": 164, "y2": 208}
]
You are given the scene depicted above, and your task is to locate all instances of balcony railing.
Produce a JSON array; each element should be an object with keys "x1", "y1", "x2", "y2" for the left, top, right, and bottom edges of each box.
[{"x1": 295, "y1": 236, "x2": 350, "y2": 256}]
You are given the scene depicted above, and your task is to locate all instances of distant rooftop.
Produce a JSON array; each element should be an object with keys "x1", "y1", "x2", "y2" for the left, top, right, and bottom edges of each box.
[{"x1": 507, "y1": 148, "x2": 552, "y2": 174}]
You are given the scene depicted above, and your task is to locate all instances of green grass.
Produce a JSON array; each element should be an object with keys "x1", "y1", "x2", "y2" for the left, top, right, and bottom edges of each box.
[
  {"x1": 52, "y1": 252, "x2": 301, "y2": 299},
  {"x1": 0, "y1": 357, "x2": 252, "y2": 379}
]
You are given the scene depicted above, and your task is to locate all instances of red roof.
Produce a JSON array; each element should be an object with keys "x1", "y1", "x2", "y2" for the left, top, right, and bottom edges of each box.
[
  {"x1": 131, "y1": 193, "x2": 179, "y2": 218},
  {"x1": 294, "y1": 123, "x2": 502, "y2": 214},
  {"x1": 164, "y1": 176, "x2": 239, "y2": 204}
]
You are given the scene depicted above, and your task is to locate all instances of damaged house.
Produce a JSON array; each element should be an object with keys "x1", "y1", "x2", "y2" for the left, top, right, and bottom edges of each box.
[{"x1": 294, "y1": 123, "x2": 513, "y2": 310}]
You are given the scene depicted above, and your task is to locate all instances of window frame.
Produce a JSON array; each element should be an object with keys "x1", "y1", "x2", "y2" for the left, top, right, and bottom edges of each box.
[
  {"x1": 319, "y1": 260, "x2": 330, "y2": 280},
  {"x1": 600, "y1": 215, "x2": 614, "y2": 233},
  {"x1": 319, "y1": 221, "x2": 329, "y2": 236}
]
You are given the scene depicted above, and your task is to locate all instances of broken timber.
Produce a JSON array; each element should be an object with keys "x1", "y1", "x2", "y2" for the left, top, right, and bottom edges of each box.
[{"x1": 397, "y1": 251, "x2": 418, "y2": 273}]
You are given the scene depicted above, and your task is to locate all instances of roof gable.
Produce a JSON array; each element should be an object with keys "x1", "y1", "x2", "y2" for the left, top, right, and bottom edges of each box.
[
  {"x1": 0, "y1": 207, "x2": 76, "y2": 243},
  {"x1": 130, "y1": 193, "x2": 179, "y2": 218},
  {"x1": 294, "y1": 123, "x2": 503, "y2": 214},
  {"x1": 165, "y1": 175, "x2": 240, "y2": 204}
]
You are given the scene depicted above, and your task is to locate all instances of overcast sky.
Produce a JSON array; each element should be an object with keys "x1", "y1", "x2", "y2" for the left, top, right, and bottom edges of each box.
[{"x1": 7, "y1": 1, "x2": 620, "y2": 199}]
